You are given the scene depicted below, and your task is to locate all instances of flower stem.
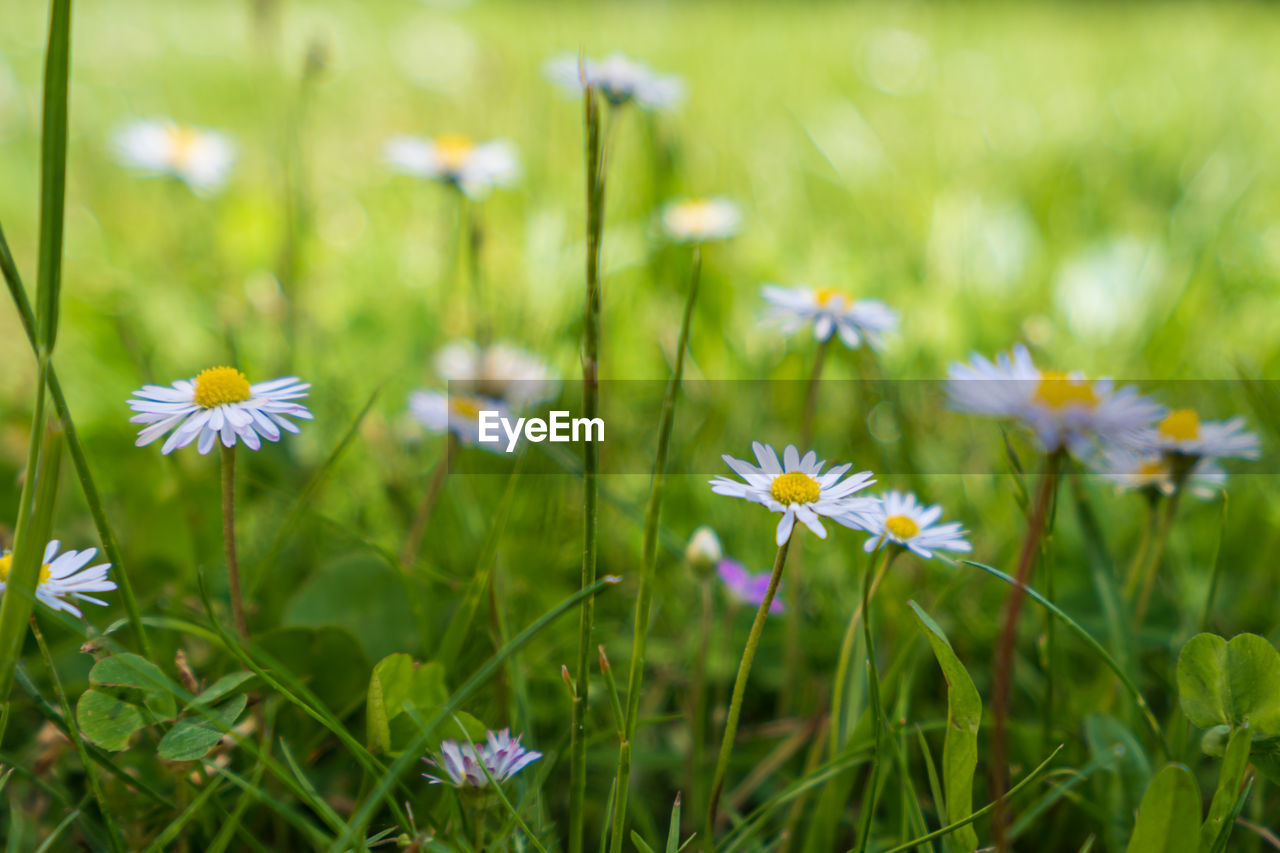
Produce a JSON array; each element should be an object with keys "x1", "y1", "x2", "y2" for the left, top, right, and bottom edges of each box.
[
  {"x1": 800, "y1": 337, "x2": 831, "y2": 450},
  {"x1": 685, "y1": 577, "x2": 714, "y2": 813},
  {"x1": 1133, "y1": 482, "x2": 1184, "y2": 629},
  {"x1": 609, "y1": 244, "x2": 703, "y2": 852},
  {"x1": 855, "y1": 544, "x2": 896, "y2": 853},
  {"x1": 401, "y1": 434, "x2": 457, "y2": 570},
  {"x1": 706, "y1": 536, "x2": 792, "y2": 841},
  {"x1": 1122, "y1": 490, "x2": 1160, "y2": 598},
  {"x1": 990, "y1": 450, "x2": 1062, "y2": 853},
  {"x1": 831, "y1": 545, "x2": 893, "y2": 758},
  {"x1": 220, "y1": 443, "x2": 248, "y2": 641}
]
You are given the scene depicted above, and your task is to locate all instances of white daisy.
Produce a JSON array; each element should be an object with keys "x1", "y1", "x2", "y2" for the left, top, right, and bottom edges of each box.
[
  {"x1": 433, "y1": 341, "x2": 558, "y2": 410},
  {"x1": 662, "y1": 197, "x2": 742, "y2": 243},
  {"x1": 544, "y1": 53, "x2": 683, "y2": 110},
  {"x1": 1094, "y1": 446, "x2": 1226, "y2": 499},
  {"x1": 946, "y1": 344, "x2": 1163, "y2": 455},
  {"x1": 709, "y1": 442, "x2": 878, "y2": 546},
  {"x1": 861, "y1": 491, "x2": 972, "y2": 560},
  {"x1": 761, "y1": 284, "x2": 898, "y2": 351},
  {"x1": 128, "y1": 368, "x2": 312, "y2": 455},
  {"x1": 384, "y1": 134, "x2": 519, "y2": 199},
  {"x1": 423, "y1": 729, "x2": 541, "y2": 789},
  {"x1": 112, "y1": 119, "x2": 236, "y2": 194},
  {"x1": 0, "y1": 540, "x2": 116, "y2": 618},
  {"x1": 1130, "y1": 409, "x2": 1259, "y2": 461},
  {"x1": 409, "y1": 389, "x2": 512, "y2": 451}
]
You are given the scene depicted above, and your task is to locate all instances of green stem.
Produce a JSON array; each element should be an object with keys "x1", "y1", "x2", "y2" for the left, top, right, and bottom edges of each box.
[
  {"x1": 1198, "y1": 493, "x2": 1229, "y2": 633},
  {"x1": 706, "y1": 537, "x2": 792, "y2": 842},
  {"x1": 1133, "y1": 479, "x2": 1186, "y2": 630},
  {"x1": 610, "y1": 244, "x2": 703, "y2": 852},
  {"x1": 686, "y1": 577, "x2": 714, "y2": 816},
  {"x1": 220, "y1": 444, "x2": 248, "y2": 641},
  {"x1": 400, "y1": 434, "x2": 457, "y2": 570},
  {"x1": 830, "y1": 546, "x2": 891, "y2": 758},
  {"x1": 1122, "y1": 491, "x2": 1160, "y2": 598},
  {"x1": 855, "y1": 544, "x2": 896, "y2": 853}
]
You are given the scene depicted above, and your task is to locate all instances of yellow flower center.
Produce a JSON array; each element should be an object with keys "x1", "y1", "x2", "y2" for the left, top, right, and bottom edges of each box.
[
  {"x1": 434, "y1": 134, "x2": 475, "y2": 171},
  {"x1": 813, "y1": 288, "x2": 844, "y2": 307},
  {"x1": 1158, "y1": 409, "x2": 1200, "y2": 442},
  {"x1": 673, "y1": 199, "x2": 715, "y2": 232},
  {"x1": 449, "y1": 395, "x2": 486, "y2": 418},
  {"x1": 1034, "y1": 370, "x2": 1098, "y2": 410},
  {"x1": 885, "y1": 515, "x2": 920, "y2": 540},
  {"x1": 193, "y1": 367, "x2": 252, "y2": 409},
  {"x1": 168, "y1": 126, "x2": 200, "y2": 168},
  {"x1": 1137, "y1": 459, "x2": 1168, "y2": 479},
  {"x1": 770, "y1": 471, "x2": 821, "y2": 505},
  {"x1": 0, "y1": 554, "x2": 52, "y2": 586}
]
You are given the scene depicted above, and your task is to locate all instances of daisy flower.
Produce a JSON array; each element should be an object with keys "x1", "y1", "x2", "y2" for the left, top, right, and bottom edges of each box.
[
  {"x1": 0, "y1": 540, "x2": 116, "y2": 618},
  {"x1": 384, "y1": 134, "x2": 519, "y2": 199},
  {"x1": 409, "y1": 389, "x2": 511, "y2": 451},
  {"x1": 710, "y1": 442, "x2": 878, "y2": 546},
  {"x1": 861, "y1": 492, "x2": 972, "y2": 560},
  {"x1": 717, "y1": 558, "x2": 785, "y2": 614},
  {"x1": 946, "y1": 344, "x2": 1163, "y2": 455},
  {"x1": 761, "y1": 284, "x2": 898, "y2": 351},
  {"x1": 423, "y1": 729, "x2": 541, "y2": 789},
  {"x1": 1095, "y1": 446, "x2": 1226, "y2": 499},
  {"x1": 112, "y1": 119, "x2": 236, "y2": 194},
  {"x1": 662, "y1": 197, "x2": 742, "y2": 243},
  {"x1": 433, "y1": 341, "x2": 558, "y2": 410},
  {"x1": 128, "y1": 368, "x2": 312, "y2": 455},
  {"x1": 544, "y1": 53, "x2": 683, "y2": 110},
  {"x1": 1131, "y1": 409, "x2": 1259, "y2": 462}
]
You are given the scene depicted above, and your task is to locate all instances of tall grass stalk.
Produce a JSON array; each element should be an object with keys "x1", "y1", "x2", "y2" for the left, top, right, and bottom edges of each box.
[
  {"x1": 1132, "y1": 457, "x2": 1194, "y2": 628},
  {"x1": 854, "y1": 541, "x2": 895, "y2": 853},
  {"x1": 830, "y1": 544, "x2": 894, "y2": 757},
  {"x1": 609, "y1": 245, "x2": 703, "y2": 851},
  {"x1": 401, "y1": 433, "x2": 457, "y2": 570},
  {"x1": 707, "y1": 536, "x2": 793, "y2": 841}
]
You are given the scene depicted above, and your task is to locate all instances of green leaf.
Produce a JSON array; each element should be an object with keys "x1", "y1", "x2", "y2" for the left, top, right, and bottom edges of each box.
[
  {"x1": 1177, "y1": 633, "x2": 1280, "y2": 736},
  {"x1": 366, "y1": 654, "x2": 450, "y2": 753},
  {"x1": 283, "y1": 554, "x2": 419, "y2": 661},
  {"x1": 1085, "y1": 713, "x2": 1152, "y2": 852},
  {"x1": 909, "y1": 602, "x2": 980, "y2": 853},
  {"x1": 1125, "y1": 764, "x2": 1201, "y2": 853},
  {"x1": 76, "y1": 688, "x2": 148, "y2": 751},
  {"x1": 1199, "y1": 725, "x2": 1252, "y2": 853},
  {"x1": 89, "y1": 653, "x2": 177, "y2": 721},
  {"x1": 1250, "y1": 739, "x2": 1280, "y2": 785},
  {"x1": 413, "y1": 708, "x2": 486, "y2": 754},
  {"x1": 191, "y1": 672, "x2": 255, "y2": 707},
  {"x1": 35, "y1": 0, "x2": 71, "y2": 352},
  {"x1": 257, "y1": 626, "x2": 369, "y2": 720},
  {"x1": 158, "y1": 695, "x2": 249, "y2": 762}
]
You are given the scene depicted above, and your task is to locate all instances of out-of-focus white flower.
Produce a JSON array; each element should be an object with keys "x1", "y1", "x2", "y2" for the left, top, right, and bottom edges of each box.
[
  {"x1": 433, "y1": 341, "x2": 558, "y2": 410},
  {"x1": 113, "y1": 119, "x2": 236, "y2": 194},
  {"x1": 544, "y1": 53, "x2": 683, "y2": 110},
  {"x1": 0, "y1": 540, "x2": 116, "y2": 618},
  {"x1": 662, "y1": 197, "x2": 741, "y2": 243},
  {"x1": 423, "y1": 729, "x2": 541, "y2": 789},
  {"x1": 685, "y1": 526, "x2": 723, "y2": 576},
  {"x1": 1095, "y1": 446, "x2": 1225, "y2": 499},
  {"x1": 384, "y1": 134, "x2": 519, "y2": 199},
  {"x1": 128, "y1": 369, "x2": 312, "y2": 455},
  {"x1": 761, "y1": 285, "x2": 897, "y2": 351},
  {"x1": 1131, "y1": 409, "x2": 1259, "y2": 462},
  {"x1": 409, "y1": 390, "x2": 510, "y2": 451},
  {"x1": 861, "y1": 492, "x2": 971, "y2": 560},
  {"x1": 946, "y1": 344, "x2": 1163, "y2": 455}
]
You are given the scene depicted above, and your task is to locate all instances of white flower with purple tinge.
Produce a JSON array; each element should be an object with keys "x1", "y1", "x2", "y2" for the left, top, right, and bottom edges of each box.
[
  {"x1": 710, "y1": 442, "x2": 878, "y2": 546},
  {"x1": 762, "y1": 284, "x2": 897, "y2": 351},
  {"x1": 946, "y1": 344, "x2": 1163, "y2": 455},
  {"x1": 384, "y1": 134, "x2": 519, "y2": 199},
  {"x1": 423, "y1": 729, "x2": 542, "y2": 789},
  {"x1": 128, "y1": 368, "x2": 312, "y2": 455},
  {"x1": 1129, "y1": 409, "x2": 1259, "y2": 462},
  {"x1": 1094, "y1": 446, "x2": 1226, "y2": 499},
  {"x1": 717, "y1": 558, "x2": 784, "y2": 614},
  {"x1": 0, "y1": 540, "x2": 116, "y2": 618},
  {"x1": 544, "y1": 53, "x2": 683, "y2": 110},
  {"x1": 112, "y1": 119, "x2": 236, "y2": 195},
  {"x1": 861, "y1": 492, "x2": 971, "y2": 560}
]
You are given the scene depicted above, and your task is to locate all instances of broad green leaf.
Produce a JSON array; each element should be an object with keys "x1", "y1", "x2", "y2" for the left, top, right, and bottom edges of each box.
[
  {"x1": 257, "y1": 626, "x2": 369, "y2": 720},
  {"x1": 76, "y1": 688, "x2": 148, "y2": 751},
  {"x1": 909, "y1": 602, "x2": 980, "y2": 853},
  {"x1": 283, "y1": 554, "x2": 418, "y2": 662},
  {"x1": 1177, "y1": 633, "x2": 1280, "y2": 737},
  {"x1": 1199, "y1": 725, "x2": 1251, "y2": 853},
  {"x1": 1125, "y1": 764, "x2": 1200, "y2": 853},
  {"x1": 89, "y1": 653, "x2": 176, "y2": 721},
  {"x1": 367, "y1": 655, "x2": 449, "y2": 753},
  {"x1": 1085, "y1": 713, "x2": 1151, "y2": 853},
  {"x1": 1250, "y1": 739, "x2": 1280, "y2": 785},
  {"x1": 158, "y1": 695, "x2": 249, "y2": 762},
  {"x1": 191, "y1": 672, "x2": 255, "y2": 707},
  {"x1": 413, "y1": 707, "x2": 486, "y2": 754}
]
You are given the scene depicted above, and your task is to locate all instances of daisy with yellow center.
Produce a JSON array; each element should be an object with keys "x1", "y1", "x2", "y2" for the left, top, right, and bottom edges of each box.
[
  {"x1": 1095, "y1": 446, "x2": 1226, "y2": 498},
  {"x1": 128, "y1": 368, "x2": 312, "y2": 455},
  {"x1": 862, "y1": 491, "x2": 972, "y2": 560},
  {"x1": 112, "y1": 118, "x2": 236, "y2": 194},
  {"x1": 408, "y1": 389, "x2": 512, "y2": 452},
  {"x1": 384, "y1": 133, "x2": 520, "y2": 199},
  {"x1": 433, "y1": 340, "x2": 559, "y2": 410},
  {"x1": 761, "y1": 283, "x2": 898, "y2": 351},
  {"x1": 544, "y1": 53, "x2": 684, "y2": 110},
  {"x1": 0, "y1": 541, "x2": 116, "y2": 619},
  {"x1": 1135, "y1": 407, "x2": 1259, "y2": 461},
  {"x1": 661, "y1": 197, "x2": 742, "y2": 243},
  {"x1": 710, "y1": 441, "x2": 878, "y2": 546},
  {"x1": 946, "y1": 344, "x2": 1163, "y2": 454}
]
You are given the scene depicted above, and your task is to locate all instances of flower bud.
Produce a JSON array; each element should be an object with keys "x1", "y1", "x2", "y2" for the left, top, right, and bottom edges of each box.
[{"x1": 684, "y1": 526, "x2": 722, "y2": 578}]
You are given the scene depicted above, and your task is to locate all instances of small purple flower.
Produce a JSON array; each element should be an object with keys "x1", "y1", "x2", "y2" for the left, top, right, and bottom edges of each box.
[
  {"x1": 423, "y1": 729, "x2": 541, "y2": 789},
  {"x1": 717, "y1": 558, "x2": 785, "y2": 614}
]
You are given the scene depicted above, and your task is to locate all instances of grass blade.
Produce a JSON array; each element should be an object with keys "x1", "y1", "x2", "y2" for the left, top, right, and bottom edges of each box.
[{"x1": 36, "y1": 0, "x2": 72, "y2": 352}]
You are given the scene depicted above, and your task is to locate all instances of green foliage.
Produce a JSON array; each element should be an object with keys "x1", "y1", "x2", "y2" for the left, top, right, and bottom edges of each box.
[
  {"x1": 1125, "y1": 765, "x2": 1200, "y2": 853},
  {"x1": 1198, "y1": 724, "x2": 1250, "y2": 853},
  {"x1": 1177, "y1": 633, "x2": 1280, "y2": 736},
  {"x1": 283, "y1": 554, "x2": 419, "y2": 662},
  {"x1": 76, "y1": 688, "x2": 148, "y2": 752},
  {"x1": 157, "y1": 694, "x2": 249, "y2": 761}
]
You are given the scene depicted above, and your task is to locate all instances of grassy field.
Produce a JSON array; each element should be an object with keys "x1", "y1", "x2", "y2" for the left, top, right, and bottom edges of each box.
[{"x1": 2, "y1": 1, "x2": 1280, "y2": 850}]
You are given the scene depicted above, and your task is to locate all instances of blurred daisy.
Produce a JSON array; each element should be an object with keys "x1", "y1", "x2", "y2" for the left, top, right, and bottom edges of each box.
[
  {"x1": 717, "y1": 558, "x2": 785, "y2": 614},
  {"x1": 128, "y1": 368, "x2": 312, "y2": 455},
  {"x1": 662, "y1": 197, "x2": 742, "y2": 243},
  {"x1": 862, "y1": 491, "x2": 971, "y2": 560},
  {"x1": 433, "y1": 341, "x2": 558, "y2": 410},
  {"x1": 409, "y1": 389, "x2": 511, "y2": 451},
  {"x1": 946, "y1": 344, "x2": 1162, "y2": 455},
  {"x1": 762, "y1": 284, "x2": 898, "y2": 351},
  {"x1": 1132, "y1": 409, "x2": 1259, "y2": 461},
  {"x1": 0, "y1": 540, "x2": 116, "y2": 618},
  {"x1": 710, "y1": 441, "x2": 878, "y2": 546},
  {"x1": 544, "y1": 53, "x2": 683, "y2": 110},
  {"x1": 1095, "y1": 446, "x2": 1226, "y2": 499},
  {"x1": 384, "y1": 134, "x2": 519, "y2": 199},
  {"x1": 112, "y1": 119, "x2": 235, "y2": 194},
  {"x1": 685, "y1": 526, "x2": 723, "y2": 576},
  {"x1": 423, "y1": 729, "x2": 541, "y2": 789}
]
